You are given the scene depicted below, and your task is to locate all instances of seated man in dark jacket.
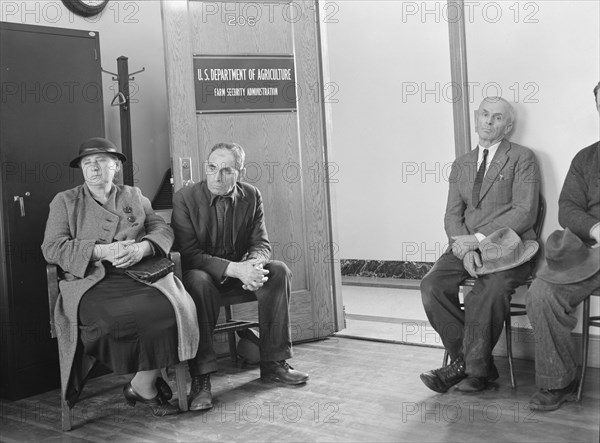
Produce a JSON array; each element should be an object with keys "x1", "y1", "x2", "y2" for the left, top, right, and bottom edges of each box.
[
  {"x1": 526, "y1": 82, "x2": 600, "y2": 411},
  {"x1": 172, "y1": 142, "x2": 308, "y2": 411}
]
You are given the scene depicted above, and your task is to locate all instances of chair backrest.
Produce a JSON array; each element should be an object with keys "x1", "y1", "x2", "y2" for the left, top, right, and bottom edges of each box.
[
  {"x1": 169, "y1": 251, "x2": 182, "y2": 279},
  {"x1": 534, "y1": 194, "x2": 546, "y2": 239},
  {"x1": 529, "y1": 194, "x2": 546, "y2": 276},
  {"x1": 152, "y1": 168, "x2": 173, "y2": 210}
]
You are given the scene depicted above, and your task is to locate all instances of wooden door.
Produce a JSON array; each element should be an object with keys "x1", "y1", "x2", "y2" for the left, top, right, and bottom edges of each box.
[
  {"x1": 162, "y1": 1, "x2": 339, "y2": 342},
  {"x1": 0, "y1": 22, "x2": 104, "y2": 399}
]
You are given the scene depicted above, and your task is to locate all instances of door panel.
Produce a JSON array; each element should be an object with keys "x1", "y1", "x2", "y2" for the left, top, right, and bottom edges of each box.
[
  {"x1": 162, "y1": 1, "x2": 336, "y2": 342},
  {"x1": 197, "y1": 113, "x2": 307, "y2": 290}
]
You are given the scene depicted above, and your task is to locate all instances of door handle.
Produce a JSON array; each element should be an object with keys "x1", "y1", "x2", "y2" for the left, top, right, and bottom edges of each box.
[
  {"x1": 13, "y1": 192, "x2": 30, "y2": 217},
  {"x1": 180, "y1": 157, "x2": 193, "y2": 187}
]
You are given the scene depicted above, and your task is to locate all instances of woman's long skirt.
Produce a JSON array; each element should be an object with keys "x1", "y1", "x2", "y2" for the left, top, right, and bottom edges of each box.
[{"x1": 78, "y1": 264, "x2": 179, "y2": 374}]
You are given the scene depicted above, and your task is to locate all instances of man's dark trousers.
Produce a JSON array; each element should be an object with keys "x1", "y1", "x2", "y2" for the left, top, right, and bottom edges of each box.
[
  {"x1": 184, "y1": 260, "x2": 293, "y2": 375},
  {"x1": 421, "y1": 250, "x2": 531, "y2": 376}
]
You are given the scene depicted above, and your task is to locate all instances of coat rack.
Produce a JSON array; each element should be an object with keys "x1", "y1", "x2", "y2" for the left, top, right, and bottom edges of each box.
[{"x1": 101, "y1": 56, "x2": 145, "y2": 186}]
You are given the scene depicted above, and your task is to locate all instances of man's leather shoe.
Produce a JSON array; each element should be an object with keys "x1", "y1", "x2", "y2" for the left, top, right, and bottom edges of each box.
[
  {"x1": 260, "y1": 360, "x2": 309, "y2": 385},
  {"x1": 419, "y1": 358, "x2": 466, "y2": 393},
  {"x1": 528, "y1": 379, "x2": 578, "y2": 411},
  {"x1": 155, "y1": 377, "x2": 172, "y2": 400},
  {"x1": 455, "y1": 376, "x2": 487, "y2": 392},
  {"x1": 189, "y1": 374, "x2": 213, "y2": 411}
]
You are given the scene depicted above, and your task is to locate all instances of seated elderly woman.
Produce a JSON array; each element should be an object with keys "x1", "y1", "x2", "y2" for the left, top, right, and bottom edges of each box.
[{"x1": 42, "y1": 137, "x2": 200, "y2": 416}]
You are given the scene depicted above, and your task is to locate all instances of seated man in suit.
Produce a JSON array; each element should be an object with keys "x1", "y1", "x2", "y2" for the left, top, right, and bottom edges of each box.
[
  {"x1": 526, "y1": 82, "x2": 600, "y2": 411},
  {"x1": 172, "y1": 142, "x2": 308, "y2": 411},
  {"x1": 420, "y1": 96, "x2": 541, "y2": 393}
]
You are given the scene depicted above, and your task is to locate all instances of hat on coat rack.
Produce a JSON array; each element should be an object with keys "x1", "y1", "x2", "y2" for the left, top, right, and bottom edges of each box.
[{"x1": 69, "y1": 137, "x2": 127, "y2": 168}]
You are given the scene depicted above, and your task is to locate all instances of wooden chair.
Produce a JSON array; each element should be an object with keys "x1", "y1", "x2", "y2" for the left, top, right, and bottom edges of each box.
[
  {"x1": 442, "y1": 194, "x2": 546, "y2": 389},
  {"x1": 577, "y1": 291, "x2": 600, "y2": 402},
  {"x1": 151, "y1": 168, "x2": 174, "y2": 210},
  {"x1": 215, "y1": 293, "x2": 259, "y2": 363},
  {"x1": 47, "y1": 252, "x2": 188, "y2": 431}
]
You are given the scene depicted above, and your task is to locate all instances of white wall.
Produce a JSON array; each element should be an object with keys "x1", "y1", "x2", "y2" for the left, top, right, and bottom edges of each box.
[
  {"x1": 326, "y1": 1, "x2": 455, "y2": 261},
  {"x1": 465, "y1": 0, "x2": 600, "y2": 241},
  {"x1": 326, "y1": 0, "x2": 599, "y2": 263},
  {"x1": 1, "y1": 0, "x2": 170, "y2": 197}
]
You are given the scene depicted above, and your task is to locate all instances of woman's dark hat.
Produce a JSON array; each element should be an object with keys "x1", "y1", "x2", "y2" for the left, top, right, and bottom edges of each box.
[
  {"x1": 537, "y1": 228, "x2": 600, "y2": 284},
  {"x1": 70, "y1": 137, "x2": 127, "y2": 168}
]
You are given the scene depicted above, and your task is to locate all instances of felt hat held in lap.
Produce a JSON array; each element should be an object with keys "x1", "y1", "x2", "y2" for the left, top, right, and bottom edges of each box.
[
  {"x1": 70, "y1": 137, "x2": 127, "y2": 168},
  {"x1": 474, "y1": 227, "x2": 539, "y2": 275},
  {"x1": 537, "y1": 228, "x2": 600, "y2": 284}
]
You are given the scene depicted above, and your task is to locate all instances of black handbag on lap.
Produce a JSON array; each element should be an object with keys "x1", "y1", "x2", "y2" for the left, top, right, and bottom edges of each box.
[{"x1": 125, "y1": 257, "x2": 175, "y2": 284}]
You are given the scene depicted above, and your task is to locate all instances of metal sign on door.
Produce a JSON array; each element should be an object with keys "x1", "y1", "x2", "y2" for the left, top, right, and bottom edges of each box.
[{"x1": 193, "y1": 55, "x2": 297, "y2": 113}]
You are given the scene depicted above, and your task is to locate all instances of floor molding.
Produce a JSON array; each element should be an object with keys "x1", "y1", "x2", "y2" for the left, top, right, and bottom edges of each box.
[
  {"x1": 342, "y1": 275, "x2": 421, "y2": 289},
  {"x1": 338, "y1": 314, "x2": 600, "y2": 369}
]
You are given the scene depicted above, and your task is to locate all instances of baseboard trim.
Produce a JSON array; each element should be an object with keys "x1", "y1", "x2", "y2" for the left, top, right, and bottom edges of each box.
[
  {"x1": 333, "y1": 333, "x2": 445, "y2": 350},
  {"x1": 342, "y1": 276, "x2": 421, "y2": 289},
  {"x1": 338, "y1": 315, "x2": 600, "y2": 369}
]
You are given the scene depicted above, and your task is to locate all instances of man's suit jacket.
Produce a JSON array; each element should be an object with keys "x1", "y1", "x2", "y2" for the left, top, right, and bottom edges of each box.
[
  {"x1": 172, "y1": 180, "x2": 271, "y2": 281},
  {"x1": 444, "y1": 139, "x2": 541, "y2": 241}
]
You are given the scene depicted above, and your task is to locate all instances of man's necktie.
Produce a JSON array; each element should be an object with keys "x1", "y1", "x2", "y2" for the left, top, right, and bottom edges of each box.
[
  {"x1": 472, "y1": 148, "x2": 489, "y2": 208},
  {"x1": 216, "y1": 196, "x2": 234, "y2": 254}
]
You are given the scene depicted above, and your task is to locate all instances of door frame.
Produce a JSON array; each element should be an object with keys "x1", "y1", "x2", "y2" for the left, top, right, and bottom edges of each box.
[{"x1": 316, "y1": 2, "x2": 344, "y2": 331}]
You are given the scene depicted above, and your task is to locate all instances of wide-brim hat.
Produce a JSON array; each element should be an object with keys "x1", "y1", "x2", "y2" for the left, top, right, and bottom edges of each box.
[
  {"x1": 474, "y1": 227, "x2": 539, "y2": 275},
  {"x1": 69, "y1": 137, "x2": 127, "y2": 168},
  {"x1": 537, "y1": 228, "x2": 600, "y2": 284}
]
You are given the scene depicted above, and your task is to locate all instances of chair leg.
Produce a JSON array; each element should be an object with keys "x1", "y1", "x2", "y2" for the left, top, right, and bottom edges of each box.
[
  {"x1": 442, "y1": 350, "x2": 449, "y2": 367},
  {"x1": 577, "y1": 297, "x2": 591, "y2": 402},
  {"x1": 228, "y1": 332, "x2": 238, "y2": 364},
  {"x1": 505, "y1": 315, "x2": 516, "y2": 389},
  {"x1": 225, "y1": 306, "x2": 238, "y2": 364},
  {"x1": 61, "y1": 398, "x2": 72, "y2": 432},
  {"x1": 175, "y1": 363, "x2": 189, "y2": 412}
]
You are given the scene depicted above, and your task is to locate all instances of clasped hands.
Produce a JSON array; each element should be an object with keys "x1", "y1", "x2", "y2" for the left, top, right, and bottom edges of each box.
[
  {"x1": 451, "y1": 234, "x2": 482, "y2": 278},
  {"x1": 227, "y1": 259, "x2": 269, "y2": 292},
  {"x1": 93, "y1": 240, "x2": 151, "y2": 268}
]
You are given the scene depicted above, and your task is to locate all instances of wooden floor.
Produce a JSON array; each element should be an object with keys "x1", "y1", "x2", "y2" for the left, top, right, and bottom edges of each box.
[{"x1": 1, "y1": 337, "x2": 599, "y2": 442}]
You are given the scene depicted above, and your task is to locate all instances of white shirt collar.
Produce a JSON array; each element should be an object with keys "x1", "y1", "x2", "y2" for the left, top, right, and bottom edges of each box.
[{"x1": 477, "y1": 140, "x2": 502, "y2": 168}]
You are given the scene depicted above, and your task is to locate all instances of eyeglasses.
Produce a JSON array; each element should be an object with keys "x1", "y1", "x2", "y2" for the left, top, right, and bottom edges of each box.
[{"x1": 204, "y1": 162, "x2": 238, "y2": 176}]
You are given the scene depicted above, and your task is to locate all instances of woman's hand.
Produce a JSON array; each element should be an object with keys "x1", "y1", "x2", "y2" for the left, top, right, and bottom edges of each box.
[
  {"x1": 113, "y1": 240, "x2": 153, "y2": 268},
  {"x1": 93, "y1": 240, "x2": 152, "y2": 268}
]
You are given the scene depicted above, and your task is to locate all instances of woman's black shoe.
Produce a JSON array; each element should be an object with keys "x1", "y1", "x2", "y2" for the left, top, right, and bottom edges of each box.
[
  {"x1": 123, "y1": 382, "x2": 179, "y2": 416},
  {"x1": 155, "y1": 377, "x2": 173, "y2": 400}
]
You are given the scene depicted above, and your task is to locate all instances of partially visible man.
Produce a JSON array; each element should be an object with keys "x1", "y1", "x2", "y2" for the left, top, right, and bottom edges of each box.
[
  {"x1": 527, "y1": 82, "x2": 600, "y2": 411},
  {"x1": 420, "y1": 96, "x2": 541, "y2": 393},
  {"x1": 172, "y1": 142, "x2": 308, "y2": 411}
]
